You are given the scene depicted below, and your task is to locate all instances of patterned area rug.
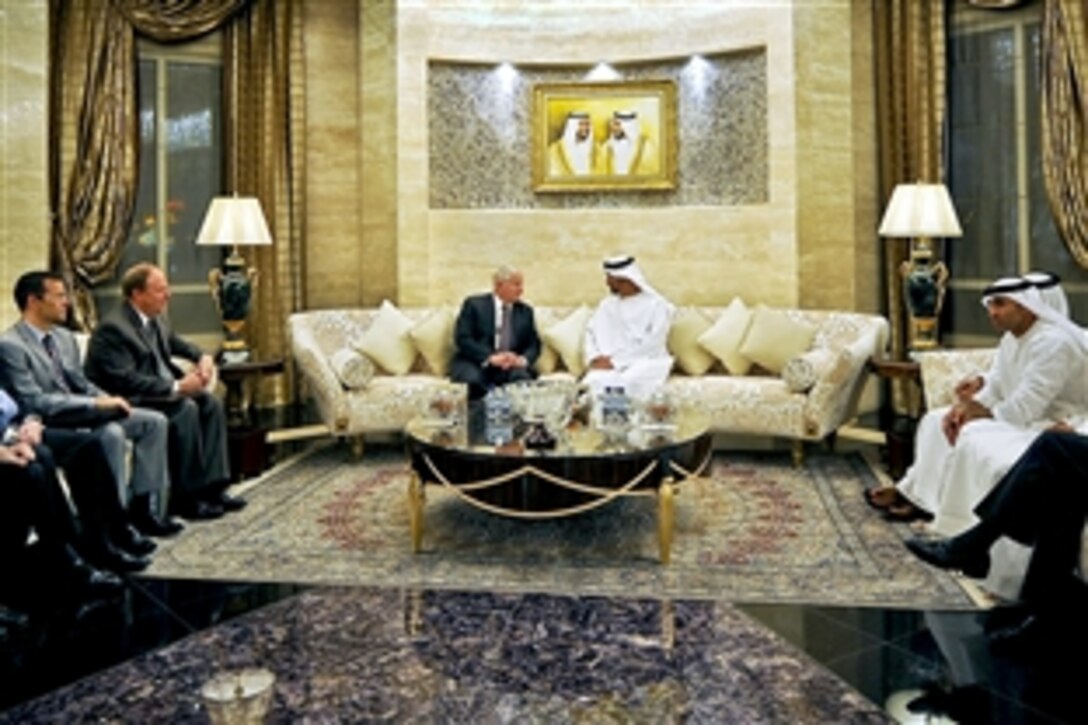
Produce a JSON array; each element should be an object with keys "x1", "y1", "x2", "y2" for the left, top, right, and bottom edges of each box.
[{"x1": 148, "y1": 444, "x2": 977, "y2": 609}]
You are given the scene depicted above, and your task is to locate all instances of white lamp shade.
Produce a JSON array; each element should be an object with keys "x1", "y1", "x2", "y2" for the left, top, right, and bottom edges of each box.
[
  {"x1": 196, "y1": 196, "x2": 273, "y2": 247},
  {"x1": 878, "y1": 183, "x2": 963, "y2": 238}
]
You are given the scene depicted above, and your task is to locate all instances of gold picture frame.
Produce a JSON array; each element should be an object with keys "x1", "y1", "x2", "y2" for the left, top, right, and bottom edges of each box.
[{"x1": 532, "y1": 80, "x2": 677, "y2": 193}]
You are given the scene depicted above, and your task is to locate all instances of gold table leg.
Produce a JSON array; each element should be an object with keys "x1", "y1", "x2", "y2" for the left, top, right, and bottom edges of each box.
[
  {"x1": 658, "y1": 476, "x2": 675, "y2": 564},
  {"x1": 407, "y1": 471, "x2": 424, "y2": 553}
]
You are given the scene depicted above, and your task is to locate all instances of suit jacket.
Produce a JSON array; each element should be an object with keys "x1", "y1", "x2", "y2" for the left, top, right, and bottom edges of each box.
[
  {"x1": 0, "y1": 321, "x2": 107, "y2": 418},
  {"x1": 84, "y1": 303, "x2": 202, "y2": 402},
  {"x1": 451, "y1": 293, "x2": 541, "y2": 368}
]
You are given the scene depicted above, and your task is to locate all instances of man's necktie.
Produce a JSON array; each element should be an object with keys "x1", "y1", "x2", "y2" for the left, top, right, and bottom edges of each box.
[
  {"x1": 41, "y1": 334, "x2": 72, "y2": 392},
  {"x1": 498, "y1": 304, "x2": 513, "y2": 351},
  {"x1": 143, "y1": 321, "x2": 173, "y2": 381}
]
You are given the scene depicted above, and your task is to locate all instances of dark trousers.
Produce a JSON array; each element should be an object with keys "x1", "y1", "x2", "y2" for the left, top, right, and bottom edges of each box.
[
  {"x1": 0, "y1": 446, "x2": 79, "y2": 555},
  {"x1": 144, "y1": 392, "x2": 229, "y2": 501},
  {"x1": 40, "y1": 429, "x2": 126, "y2": 533},
  {"x1": 449, "y1": 359, "x2": 536, "y2": 400},
  {"x1": 975, "y1": 431, "x2": 1088, "y2": 610}
]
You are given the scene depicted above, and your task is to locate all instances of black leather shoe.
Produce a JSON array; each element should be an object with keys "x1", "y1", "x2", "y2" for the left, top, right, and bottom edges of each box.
[
  {"x1": 905, "y1": 537, "x2": 990, "y2": 578},
  {"x1": 113, "y1": 523, "x2": 157, "y2": 556},
  {"x1": 66, "y1": 557, "x2": 124, "y2": 598},
  {"x1": 177, "y1": 499, "x2": 225, "y2": 521},
  {"x1": 132, "y1": 508, "x2": 185, "y2": 538},
  {"x1": 88, "y1": 538, "x2": 151, "y2": 574},
  {"x1": 213, "y1": 491, "x2": 247, "y2": 513}
]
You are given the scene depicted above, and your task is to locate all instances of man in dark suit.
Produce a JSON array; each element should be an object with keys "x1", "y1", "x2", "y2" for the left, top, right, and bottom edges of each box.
[
  {"x1": 905, "y1": 430, "x2": 1088, "y2": 649},
  {"x1": 83, "y1": 263, "x2": 243, "y2": 520},
  {"x1": 2, "y1": 386, "x2": 146, "y2": 579},
  {"x1": 0, "y1": 271, "x2": 180, "y2": 538},
  {"x1": 449, "y1": 265, "x2": 541, "y2": 400}
]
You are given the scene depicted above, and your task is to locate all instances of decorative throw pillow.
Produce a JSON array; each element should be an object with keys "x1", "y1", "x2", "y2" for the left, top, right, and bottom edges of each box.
[
  {"x1": 697, "y1": 297, "x2": 754, "y2": 375},
  {"x1": 410, "y1": 307, "x2": 455, "y2": 376},
  {"x1": 739, "y1": 306, "x2": 817, "y2": 374},
  {"x1": 668, "y1": 307, "x2": 716, "y2": 375},
  {"x1": 354, "y1": 299, "x2": 418, "y2": 375},
  {"x1": 329, "y1": 347, "x2": 375, "y2": 389},
  {"x1": 781, "y1": 348, "x2": 837, "y2": 393},
  {"x1": 532, "y1": 309, "x2": 560, "y2": 374},
  {"x1": 542, "y1": 306, "x2": 592, "y2": 377}
]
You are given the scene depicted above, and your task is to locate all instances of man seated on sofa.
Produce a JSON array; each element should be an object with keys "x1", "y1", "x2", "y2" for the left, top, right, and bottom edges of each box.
[
  {"x1": 83, "y1": 263, "x2": 244, "y2": 521},
  {"x1": 0, "y1": 271, "x2": 181, "y2": 537},
  {"x1": 449, "y1": 265, "x2": 541, "y2": 400},
  {"x1": 2, "y1": 385, "x2": 150, "y2": 578},
  {"x1": 583, "y1": 255, "x2": 675, "y2": 401},
  {"x1": 1, "y1": 426, "x2": 126, "y2": 619},
  {"x1": 904, "y1": 429, "x2": 1088, "y2": 651},
  {"x1": 867, "y1": 275, "x2": 1088, "y2": 521}
]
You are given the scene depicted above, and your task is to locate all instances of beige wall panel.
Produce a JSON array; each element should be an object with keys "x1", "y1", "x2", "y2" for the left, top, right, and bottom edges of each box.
[
  {"x1": 360, "y1": 0, "x2": 398, "y2": 306},
  {"x1": 427, "y1": 206, "x2": 797, "y2": 309},
  {"x1": 304, "y1": 0, "x2": 362, "y2": 309},
  {"x1": 398, "y1": 1, "x2": 807, "y2": 309},
  {"x1": 0, "y1": 0, "x2": 50, "y2": 330},
  {"x1": 851, "y1": 0, "x2": 880, "y2": 314}
]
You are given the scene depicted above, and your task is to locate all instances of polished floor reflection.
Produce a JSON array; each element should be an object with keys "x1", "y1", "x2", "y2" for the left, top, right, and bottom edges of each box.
[{"x1": 0, "y1": 574, "x2": 1082, "y2": 722}]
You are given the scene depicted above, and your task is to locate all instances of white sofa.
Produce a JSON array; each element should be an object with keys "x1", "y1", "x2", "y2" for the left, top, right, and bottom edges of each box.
[
  {"x1": 288, "y1": 305, "x2": 888, "y2": 464},
  {"x1": 913, "y1": 348, "x2": 1087, "y2": 598}
]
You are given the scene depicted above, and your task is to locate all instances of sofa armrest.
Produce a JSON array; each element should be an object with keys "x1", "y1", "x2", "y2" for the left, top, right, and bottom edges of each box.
[
  {"x1": 912, "y1": 348, "x2": 996, "y2": 410},
  {"x1": 802, "y1": 321, "x2": 887, "y2": 438},
  {"x1": 287, "y1": 315, "x2": 351, "y2": 432}
]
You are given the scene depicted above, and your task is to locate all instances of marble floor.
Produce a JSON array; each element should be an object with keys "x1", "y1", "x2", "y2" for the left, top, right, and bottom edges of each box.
[{"x1": 0, "y1": 574, "x2": 1082, "y2": 723}]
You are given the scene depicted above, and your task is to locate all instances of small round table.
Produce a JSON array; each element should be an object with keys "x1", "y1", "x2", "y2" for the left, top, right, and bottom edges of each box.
[{"x1": 404, "y1": 406, "x2": 712, "y2": 564}]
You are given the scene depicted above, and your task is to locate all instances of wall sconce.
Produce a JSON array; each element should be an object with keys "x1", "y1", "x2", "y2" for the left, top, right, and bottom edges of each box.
[
  {"x1": 196, "y1": 195, "x2": 273, "y2": 363},
  {"x1": 878, "y1": 182, "x2": 963, "y2": 349}
]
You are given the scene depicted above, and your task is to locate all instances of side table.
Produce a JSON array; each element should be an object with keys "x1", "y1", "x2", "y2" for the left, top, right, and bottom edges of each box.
[
  {"x1": 868, "y1": 357, "x2": 922, "y2": 480},
  {"x1": 218, "y1": 358, "x2": 285, "y2": 481}
]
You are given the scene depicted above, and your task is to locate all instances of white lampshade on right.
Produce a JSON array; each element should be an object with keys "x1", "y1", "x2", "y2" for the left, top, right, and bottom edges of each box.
[{"x1": 879, "y1": 183, "x2": 963, "y2": 239}]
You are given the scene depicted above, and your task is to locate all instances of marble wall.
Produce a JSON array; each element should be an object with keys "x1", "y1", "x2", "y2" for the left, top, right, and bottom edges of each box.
[
  {"x1": 428, "y1": 51, "x2": 768, "y2": 209},
  {"x1": 0, "y1": 0, "x2": 50, "y2": 330},
  {"x1": 394, "y1": 0, "x2": 878, "y2": 313}
]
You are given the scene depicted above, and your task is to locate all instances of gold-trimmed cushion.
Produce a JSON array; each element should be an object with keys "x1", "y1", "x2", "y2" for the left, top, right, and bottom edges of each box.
[
  {"x1": 410, "y1": 307, "x2": 455, "y2": 376},
  {"x1": 354, "y1": 300, "x2": 418, "y2": 375},
  {"x1": 532, "y1": 308, "x2": 560, "y2": 374},
  {"x1": 668, "y1": 306, "x2": 716, "y2": 375},
  {"x1": 781, "y1": 348, "x2": 837, "y2": 393},
  {"x1": 542, "y1": 305, "x2": 592, "y2": 377},
  {"x1": 329, "y1": 347, "x2": 375, "y2": 389},
  {"x1": 697, "y1": 297, "x2": 754, "y2": 375},
  {"x1": 740, "y1": 306, "x2": 817, "y2": 374}
]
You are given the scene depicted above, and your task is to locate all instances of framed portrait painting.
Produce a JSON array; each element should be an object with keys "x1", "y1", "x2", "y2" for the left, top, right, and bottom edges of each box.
[{"x1": 531, "y1": 80, "x2": 677, "y2": 193}]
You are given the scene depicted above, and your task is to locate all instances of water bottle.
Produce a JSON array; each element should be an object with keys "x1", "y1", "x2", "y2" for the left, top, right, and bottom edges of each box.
[{"x1": 484, "y1": 387, "x2": 513, "y2": 445}]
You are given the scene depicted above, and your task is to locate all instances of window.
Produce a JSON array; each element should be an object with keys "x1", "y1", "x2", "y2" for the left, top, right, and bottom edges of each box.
[
  {"x1": 92, "y1": 34, "x2": 223, "y2": 341},
  {"x1": 945, "y1": 1, "x2": 1088, "y2": 345}
]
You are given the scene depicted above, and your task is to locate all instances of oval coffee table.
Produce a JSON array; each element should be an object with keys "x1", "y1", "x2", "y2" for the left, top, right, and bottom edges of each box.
[{"x1": 404, "y1": 405, "x2": 712, "y2": 564}]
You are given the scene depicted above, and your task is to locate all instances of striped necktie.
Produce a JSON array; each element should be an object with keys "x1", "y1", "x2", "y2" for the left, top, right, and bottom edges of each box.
[
  {"x1": 498, "y1": 304, "x2": 513, "y2": 351},
  {"x1": 143, "y1": 320, "x2": 173, "y2": 381}
]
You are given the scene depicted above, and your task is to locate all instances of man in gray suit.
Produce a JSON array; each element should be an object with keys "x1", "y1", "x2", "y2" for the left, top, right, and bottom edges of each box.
[{"x1": 0, "y1": 271, "x2": 182, "y2": 537}]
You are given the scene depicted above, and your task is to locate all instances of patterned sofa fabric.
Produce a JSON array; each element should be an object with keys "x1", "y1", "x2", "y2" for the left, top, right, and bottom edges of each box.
[{"x1": 287, "y1": 306, "x2": 889, "y2": 444}]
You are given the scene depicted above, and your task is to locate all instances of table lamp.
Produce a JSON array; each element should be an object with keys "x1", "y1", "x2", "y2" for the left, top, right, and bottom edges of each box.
[
  {"x1": 196, "y1": 195, "x2": 273, "y2": 363},
  {"x1": 878, "y1": 182, "x2": 963, "y2": 349}
]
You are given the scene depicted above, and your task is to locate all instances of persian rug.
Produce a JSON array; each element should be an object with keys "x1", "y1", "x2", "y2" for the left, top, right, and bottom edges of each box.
[{"x1": 147, "y1": 444, "x2": 977, "y2": 609}]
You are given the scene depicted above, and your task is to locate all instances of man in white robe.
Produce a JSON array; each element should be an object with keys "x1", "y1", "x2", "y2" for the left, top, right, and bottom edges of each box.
[
  {"x1": 547, "y1": 112, "x2": 597, "y2": 177},
  {"x1": 868, "y1": 275, "x2": 1088, "y2": 523},
  {"x1": 582, "y1": 255, "x2": 674, "y2": 402},
  {"x1": 598, "y1": 111, "x2": 658, "y2": 176}
]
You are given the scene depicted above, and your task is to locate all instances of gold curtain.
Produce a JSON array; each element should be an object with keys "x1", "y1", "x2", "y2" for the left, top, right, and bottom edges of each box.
[
  {"x1": 874, "y1": 0, "x2": 948, "y2": 368},
  {"x1": 49, "y1": 0, "x2": 246, "y2": 329},
  {"x1": 1042, "y1": 0, "x2": 1088, "y2": 268},
  {"x1": 224, "y1": 0, "x2": 306, "y2": 407}
]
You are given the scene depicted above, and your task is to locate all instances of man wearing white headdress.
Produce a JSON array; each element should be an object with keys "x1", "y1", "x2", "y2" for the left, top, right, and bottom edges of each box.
[
  {"x1": 583, "y1": 256, "x2": 675, "y2": 401},
  {"x1": 547, "y1": 111, "x2": 597, "y2": 177},
  {"x1": 867, "y1": 275, "x2": 1088, "y2": 526},
  {"x1": 599, "y1": 111, "x2": 658, "y2": 176}
]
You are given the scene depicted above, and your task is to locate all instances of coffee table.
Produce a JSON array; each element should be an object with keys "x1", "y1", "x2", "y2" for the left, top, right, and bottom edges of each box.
[{"x1": 404, "y1": 405, "x2": 712, "y2": 564}]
